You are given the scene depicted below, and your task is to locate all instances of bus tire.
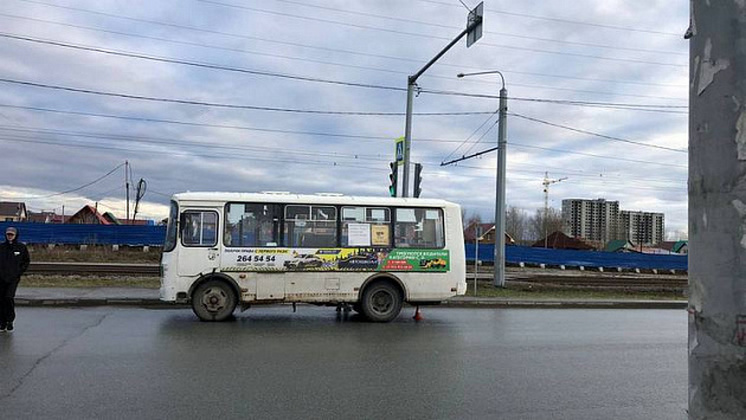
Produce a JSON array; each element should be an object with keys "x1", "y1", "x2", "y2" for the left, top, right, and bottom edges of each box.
[
  {"x1": 360, "y1": 281, "x2": 403, "y2": 323},
  {"x1": 191, "y1": 279, "x2": 237, "y2": 322}
]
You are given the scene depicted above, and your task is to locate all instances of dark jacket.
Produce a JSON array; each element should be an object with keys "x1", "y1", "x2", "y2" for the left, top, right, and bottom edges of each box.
[{"x1": 0, "y1": 236, "x2": 30, "y2": 283}]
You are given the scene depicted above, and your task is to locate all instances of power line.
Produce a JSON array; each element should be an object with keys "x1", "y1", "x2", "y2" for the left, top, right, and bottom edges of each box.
[
  {"x1": 0, "y1": 33, "x2": 417, "y2": 98},
  {"x1": 193, "y1": 0, "x2": 686, "y2": 68},
  {"x1": 0, "y1": 11, "x2": 687, "y2": 90},
  {"x1": 0, "y1": 162, "x2": 124, "y2": 200},
  {"x1": 0, "y1": 77, "x2": 412, "y2": 115},
  {"x1": 509, "y1": 142, "x2": 687, "y2": 168},
  {"x1": 0, "y1": 106, "x2": 689, "y2": 171},
  {"x1": 14, "y1": 0, "x2": 686, "y2": 68},
  {"x1": 509, "y1": 112, "x2": 688, "y2": 153},
  {"x1": 0, "y1": 103, "x2": 467, "y2": 144},
  {"x1": 0, "y1": 125, "x2": 396, "y2": 162},
  {"x1": 0, "y1": 30, "x2": 687, "y2": 103},
  {"x1": 421, "y1": 88, "x2": 687, "y2": 111},
  {"x1": 245, "y1": 0, "x2": 687, "y2": 56},
  {"x1": 413, "y1": 0, "x2": 684, "y2": 37},
  {"x1": 0, "y1": 134, "x2": 390, "y2": 172},
  {"x1": 0, "y1": 122, "x2": 688, "y2": 184},
  {"x1": 0, "y1": 76, "x2": 687, "y2": 119},
  {"x1": 442, "y1": 111, "x2": 498, "y2": 162}
]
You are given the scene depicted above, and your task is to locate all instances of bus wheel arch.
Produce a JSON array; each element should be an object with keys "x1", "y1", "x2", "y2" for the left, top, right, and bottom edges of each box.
[
  {"x1": 358, "y1": 274, "x2": 406, "y2": 323},
  {"x1": 190, "y1": 273, "x2": 239, "y2": 322}
]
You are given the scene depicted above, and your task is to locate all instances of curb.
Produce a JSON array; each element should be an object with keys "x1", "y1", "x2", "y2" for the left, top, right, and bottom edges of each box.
[
  {"x1": 16, "y1": 298, "x2": 183, "y2": 308},
  {"x1": 15, "y1": 298, "x2": 687, "y2": 309},
  {"x1": 441, "y1": 299, "x2": 687, "y2": 309}
]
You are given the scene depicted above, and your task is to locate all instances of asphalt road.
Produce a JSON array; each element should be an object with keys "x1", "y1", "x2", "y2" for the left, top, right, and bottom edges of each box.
[{"x1": 0, "y1": 306, "x2": 687, "y2": 419}]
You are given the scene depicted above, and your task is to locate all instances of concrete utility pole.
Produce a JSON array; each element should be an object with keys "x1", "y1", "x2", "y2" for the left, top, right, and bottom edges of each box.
[
  {"x1": 125, "y1": 160, "x2": 130, "y2": 222},
  {"x1": 688, "y1": 1, "x2": 746, "y2": 418}
]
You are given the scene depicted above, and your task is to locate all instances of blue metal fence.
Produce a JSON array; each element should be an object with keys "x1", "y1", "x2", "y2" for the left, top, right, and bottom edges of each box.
[
  {"x1": 467, "y1": 244, "x2": 688, "y2": 271},
  {"x1": 1, "y1": 222, "x2": 688, "y2": 270},
  {"x1": 0, "y1": 222, "x2": 166, "y2": 246}
]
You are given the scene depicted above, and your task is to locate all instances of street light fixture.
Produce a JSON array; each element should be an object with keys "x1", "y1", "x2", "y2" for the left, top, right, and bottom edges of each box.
[{"x1": 457, "y1": 70, "x2": 507, "y2": 288}]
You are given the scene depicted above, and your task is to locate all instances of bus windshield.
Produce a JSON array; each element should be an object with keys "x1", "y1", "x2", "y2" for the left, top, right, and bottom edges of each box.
[{"x1": 164, "y1": 200, "x2": 178, "y2": 252}]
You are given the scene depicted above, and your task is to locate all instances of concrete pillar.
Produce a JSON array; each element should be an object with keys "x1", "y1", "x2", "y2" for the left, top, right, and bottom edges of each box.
[{"x1": 689, "y1": 1, "x2": 746, "y2": 417}]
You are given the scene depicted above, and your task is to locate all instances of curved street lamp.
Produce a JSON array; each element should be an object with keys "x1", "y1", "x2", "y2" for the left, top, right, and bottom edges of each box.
[{"x1": 457, "y1": 70, "x2": 508, "y2": 288}]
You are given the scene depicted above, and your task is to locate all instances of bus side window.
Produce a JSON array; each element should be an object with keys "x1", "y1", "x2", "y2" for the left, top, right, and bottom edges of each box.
[
  {"x1": 394, "y1": 208, "x2": 444, "y2": 248},
  {"x1": 181, "y1": 211, "x2": 218, "y2": 247}
]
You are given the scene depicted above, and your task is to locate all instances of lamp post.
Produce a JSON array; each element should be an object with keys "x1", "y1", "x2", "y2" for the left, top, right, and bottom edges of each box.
[{"x1": 457, "y1": 70, "x2": 507, "y2": 288}]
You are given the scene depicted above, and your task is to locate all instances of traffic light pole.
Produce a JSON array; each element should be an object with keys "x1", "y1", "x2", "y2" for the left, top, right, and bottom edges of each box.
[
  {"x1": 688, "y1": 1, "x2": 746, "y2": 417},
  {"x1": 401, "y1": 8, "x2": 482, "y2": 197},
  {"x1": 402, "y1": 83, "x2": 415, "y2": 197}
]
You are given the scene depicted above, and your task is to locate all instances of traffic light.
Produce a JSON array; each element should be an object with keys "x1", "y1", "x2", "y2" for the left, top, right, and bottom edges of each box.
[
  {"x1": 388, "y1": 162, "x2": 398, "y2": 197},
  {"x1": 414, "y1": 163, "x2": 423, "y2": 198}
]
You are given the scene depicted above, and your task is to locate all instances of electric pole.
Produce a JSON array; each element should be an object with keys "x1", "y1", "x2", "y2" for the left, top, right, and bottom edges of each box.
[
  {"x1": 125, "y1": 160, "x2": 130, "y2": 222},
  {"x1": 542, "y1": 172, "x2": 567, "y2": 248},
  {"x1": 688, "y1": 1, "x2": 746, "y2": 418}
]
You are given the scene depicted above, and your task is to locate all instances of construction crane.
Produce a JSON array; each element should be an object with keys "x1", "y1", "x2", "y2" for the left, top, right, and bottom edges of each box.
[{"x1": 542, "y1": 172, "x2": 568, "y2": 248}]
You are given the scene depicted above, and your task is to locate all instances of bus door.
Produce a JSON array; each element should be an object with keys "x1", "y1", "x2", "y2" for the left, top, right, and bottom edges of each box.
[{"x1": 177, "y1": 209, "x2": 220, "y2": 276}]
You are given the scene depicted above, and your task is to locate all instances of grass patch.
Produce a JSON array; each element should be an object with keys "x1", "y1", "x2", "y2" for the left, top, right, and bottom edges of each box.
[
  {"x1": 465, "y1": 281, "x2": 685, "y2": 300},
  {"x1": 21, "y1": 275, "x2": 160, "y2": 289}
]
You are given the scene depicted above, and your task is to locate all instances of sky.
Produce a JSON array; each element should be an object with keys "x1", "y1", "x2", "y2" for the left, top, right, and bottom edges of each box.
[{"x1": 0, "y1": 0, "x2": 689, "y2": 237}]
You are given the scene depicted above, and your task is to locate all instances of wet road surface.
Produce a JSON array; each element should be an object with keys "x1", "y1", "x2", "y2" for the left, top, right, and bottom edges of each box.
[{"x1": 0, "y1": 306, "x2": 686, "y2": 419}]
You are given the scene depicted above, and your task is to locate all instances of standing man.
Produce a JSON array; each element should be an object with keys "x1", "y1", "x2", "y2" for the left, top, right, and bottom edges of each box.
[{"x1": 0, "y1": 227, "x2": 30, "y2": 332}]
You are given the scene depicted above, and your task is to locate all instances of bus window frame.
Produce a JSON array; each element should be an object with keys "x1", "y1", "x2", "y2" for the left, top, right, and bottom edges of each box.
[
  {"x1": 223, "y1": 202, "x2": 284, "y2": 248},
  {"x1": 180, "y1": 209, "x2": 219, "y2": 248},
  {"x1": 283, "y1": 204, "x2": 338, "y2": 248},
  {"x1": 392, "y1": 206, "x2": 445, "y2": 249},
  {"x1": 340, "y1": 206, "x2": 392, "y2": 247}
]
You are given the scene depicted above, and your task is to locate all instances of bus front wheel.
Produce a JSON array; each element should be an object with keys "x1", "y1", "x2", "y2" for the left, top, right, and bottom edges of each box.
[
  {"x1": 360, "y1": 281, "x2": 403, "y2": 323},
  {"x1": 192, "y1": 279, "x2": 237, "y2": 322}
]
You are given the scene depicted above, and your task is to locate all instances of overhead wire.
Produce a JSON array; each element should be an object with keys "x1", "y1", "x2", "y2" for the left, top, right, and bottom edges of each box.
[
  {"x1": 0, "y1": 11, "x2": 686, "y2": 89},
  {"x1": 191, "y1": 0, "x2": 686, "y2": 67},
  {"x1": 441, "y1": 111, "x2": 498, "y2": 162},
  {"x1": 0, "y1": 31, "x2": 688, "y2": 104},
  {"x1": 509, "y1": 112, "x2": 687, "y2": 153},
  {"x1": 0, "y1": 123, "x2": 688, "y2": 183},
  {"x1": 0, "y1": 76, "x2": 687, "y2": 118},
  {"x1": 265, "y1": 0, "x2": 685, "y2": 56},
  {"x1": 16, "y1": 0, "x2": 686, "y2": 68},
  {"x1": 413, "y1": 0, "x2": 684, "y2": 37},
  {"x1": 0, "y1": 103, "x2": 464, "y2": 143},
  {"x1": 0, "y1": 162, "x2": 125, "y2": 200}
]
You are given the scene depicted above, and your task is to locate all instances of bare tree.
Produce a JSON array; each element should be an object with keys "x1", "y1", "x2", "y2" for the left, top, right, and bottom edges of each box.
[
  {"x1": 528, "y1": 207, "x2": 563, "y2": 241},
  {"x1": 463, "y1": 210, "x2": 483, "y2": 231},
  {"x1": 505, "y1": 206, "x2": 528, "y2": 243}
]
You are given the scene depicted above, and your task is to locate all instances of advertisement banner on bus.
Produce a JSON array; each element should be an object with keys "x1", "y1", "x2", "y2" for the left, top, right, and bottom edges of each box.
[{"x1": 221, "y1": 247, "x2": 449, "y2": 272}]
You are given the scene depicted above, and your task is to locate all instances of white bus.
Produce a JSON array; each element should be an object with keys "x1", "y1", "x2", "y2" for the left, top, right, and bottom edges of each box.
[{"x1": 160, "y1": 192, "x2": 466, "y2": 322}]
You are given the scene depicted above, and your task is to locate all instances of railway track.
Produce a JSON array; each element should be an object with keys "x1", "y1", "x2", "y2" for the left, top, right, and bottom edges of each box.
[
  {"x1": 473, "y1": 271, "x2": 687, "y2": 291},
  {"x1": 28, "y1": 262, "x2": 160, "y2": 276},
  {"x1": 28, "y1": 263, "x2": 688, "y2": 291}
]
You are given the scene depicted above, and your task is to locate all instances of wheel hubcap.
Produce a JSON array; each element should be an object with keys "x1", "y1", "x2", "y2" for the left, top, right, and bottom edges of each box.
[
  {"x1": 201, "y1": 287, "x2": 227, "y2": 313},
  {"x1": 371, "y1": 290, "x2": 393, "y2": 314}
]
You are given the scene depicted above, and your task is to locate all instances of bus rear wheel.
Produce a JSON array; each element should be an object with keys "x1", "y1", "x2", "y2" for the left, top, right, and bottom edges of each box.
[
  {"x1": 360, "y1": 281, "x2": 403, "y2": 323},
  {"x1": 192, "y1": 279, "x2": 237, "y2": 322}
]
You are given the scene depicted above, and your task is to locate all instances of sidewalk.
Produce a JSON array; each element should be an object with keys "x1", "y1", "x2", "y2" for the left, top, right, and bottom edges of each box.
[{"x1": 15, "y1": 287, "x2": 688, "y2": 309}]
